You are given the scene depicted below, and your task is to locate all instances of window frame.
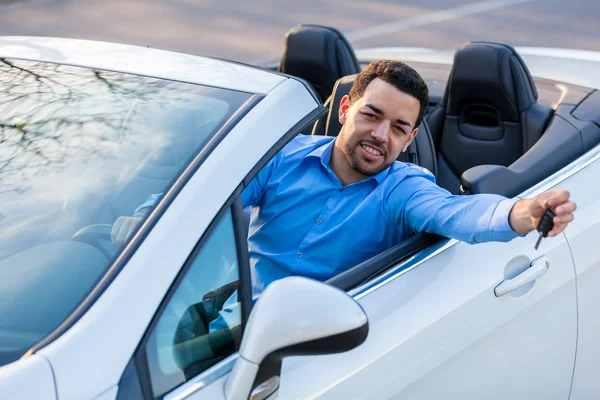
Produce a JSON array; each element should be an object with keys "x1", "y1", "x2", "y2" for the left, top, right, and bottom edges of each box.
[
  {"x1": 132, "y1": 184, "x2": 251, "y2": 399},
  {"x1": 326, "y1": 232, "x2": 444, "y2": 292}
]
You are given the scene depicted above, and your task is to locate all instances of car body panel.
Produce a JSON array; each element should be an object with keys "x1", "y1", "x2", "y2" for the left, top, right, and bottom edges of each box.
[
  {"x1": 274, "y1": 226, "x2": 577, "y2": 398},
  {"x1": 92, "y1": 386, "x2": 118, "y2": 400},
  {"x1": 356, "y1": 47, "x2": 600, "y2": 90},
  {"x1": 0, "y1": 354, "x2": 56, "y2": 399},
  {"x1": 166, "y1": 355, "x2": 237, "y2": 400},
  {"x1": 0, "y1": 37, "x2": 285, "y2": 94},
  {"x1": 553, "y1": 149, "x2": 600, "y2": 399},
  {"x1": 35, "y1": 78, "x2": 318, "y2": 400},
  {"x1": 177, "y1": 372, "x2": 229, "y2": 400}
]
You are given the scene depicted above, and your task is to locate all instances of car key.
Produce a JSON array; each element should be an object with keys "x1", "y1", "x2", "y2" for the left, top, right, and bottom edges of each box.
[{"x1": 534, "y1": 209, "x2": 556, "y2": 250}]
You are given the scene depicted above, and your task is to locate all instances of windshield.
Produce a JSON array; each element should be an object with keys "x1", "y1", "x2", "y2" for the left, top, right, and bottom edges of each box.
[{"x1": 0, "y1": 58, "x2": 252, "y2": 365}]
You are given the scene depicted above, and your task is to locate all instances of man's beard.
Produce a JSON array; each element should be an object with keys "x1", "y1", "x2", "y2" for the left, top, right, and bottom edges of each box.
[{"x1": 344, "y1": 140, "x2": 393, "y2": 177}]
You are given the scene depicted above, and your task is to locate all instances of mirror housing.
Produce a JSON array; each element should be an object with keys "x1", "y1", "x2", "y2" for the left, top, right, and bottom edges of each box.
[{"x1": 225, "y1": 276, "x2": 368, "y2": 400}]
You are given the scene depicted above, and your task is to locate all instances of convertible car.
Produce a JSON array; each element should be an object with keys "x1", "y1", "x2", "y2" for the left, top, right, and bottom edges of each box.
[{"x1": 0, "y1": 25, "x2": 599, "y2": 400}]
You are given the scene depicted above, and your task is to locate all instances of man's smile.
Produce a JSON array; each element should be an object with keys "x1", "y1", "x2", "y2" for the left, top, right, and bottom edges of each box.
[{"x1": 360, "y1": 142, "x2": 384, "y2": 160}]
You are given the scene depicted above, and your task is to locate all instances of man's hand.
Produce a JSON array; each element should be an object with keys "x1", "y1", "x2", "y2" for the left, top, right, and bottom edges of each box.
[
  {"x1": 509, "y1": 189, "x2": 577, "y2": 236},
  {"x1": 111, "y1": 215, "x2": 144, "y2": 245}
]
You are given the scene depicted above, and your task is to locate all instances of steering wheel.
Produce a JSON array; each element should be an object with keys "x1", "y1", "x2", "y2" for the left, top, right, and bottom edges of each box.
[{"x1": 71, "y1": 224, "x2": 116, "y2": 259}]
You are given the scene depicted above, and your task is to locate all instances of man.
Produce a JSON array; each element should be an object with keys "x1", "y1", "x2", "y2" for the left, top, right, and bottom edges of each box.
[{"x1": 114, "y1": 60, "x2": 576, "y2": 294}]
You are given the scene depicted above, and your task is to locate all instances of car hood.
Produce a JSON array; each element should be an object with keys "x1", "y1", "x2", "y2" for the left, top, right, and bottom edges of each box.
[{"x1": 356, "y1": 47, "x2": 600, "y2": 90}]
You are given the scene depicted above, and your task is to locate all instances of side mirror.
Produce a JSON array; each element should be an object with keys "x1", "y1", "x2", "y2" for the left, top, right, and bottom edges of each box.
[{"x1": 225, "y1": 277, "x2": 368, "y2": 400}]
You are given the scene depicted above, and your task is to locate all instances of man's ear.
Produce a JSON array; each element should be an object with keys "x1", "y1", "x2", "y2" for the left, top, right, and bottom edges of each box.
[
  {"x1": 338, "y1": 95, "x2": 351, "y2": 125},
  {"x1": 402, "y1": 127, "x2": 419, "y2": 152}
]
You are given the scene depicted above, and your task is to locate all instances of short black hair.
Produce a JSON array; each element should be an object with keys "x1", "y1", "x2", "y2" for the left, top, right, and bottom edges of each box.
[{"x1": 349, "y1": 60, "x2": 429, "y2": 129}]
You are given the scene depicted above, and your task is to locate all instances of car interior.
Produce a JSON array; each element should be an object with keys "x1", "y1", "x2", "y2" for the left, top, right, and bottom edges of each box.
[{"x1": 275, "y1": 24, "x2": 600, "y2": 289}]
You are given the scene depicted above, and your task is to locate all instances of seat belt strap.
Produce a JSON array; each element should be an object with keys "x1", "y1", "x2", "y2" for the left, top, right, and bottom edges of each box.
[{"x1": 407, "y1": 140, "x2": 419, "y2": 165}]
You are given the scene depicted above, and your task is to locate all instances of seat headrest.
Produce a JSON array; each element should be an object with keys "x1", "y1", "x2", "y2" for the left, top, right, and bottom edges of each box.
[
  {"x1": 444, "y1": 42, "x2": 538, "y2": 122},
  {"x1": 323, "y1": 74, "x2": 357, "y2": 136},
  {"x1": 279, "y1": 24, "x2": 361, "y2": 102}
]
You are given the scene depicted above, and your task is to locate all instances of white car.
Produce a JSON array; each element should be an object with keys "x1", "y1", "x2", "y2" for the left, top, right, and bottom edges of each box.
[{"x1": 0, "y1": 24, "x2": 599, "y2": 400}]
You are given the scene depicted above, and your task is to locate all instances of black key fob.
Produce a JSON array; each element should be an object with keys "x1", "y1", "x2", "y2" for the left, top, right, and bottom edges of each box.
[{"x1": 534, "y1": 209, "x2": 556, "y2": 250}]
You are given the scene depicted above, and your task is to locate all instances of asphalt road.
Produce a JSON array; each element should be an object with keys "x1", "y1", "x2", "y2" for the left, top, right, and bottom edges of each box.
[{"x1": 0, "y1": 0, "x2": 599, "y2": 64}]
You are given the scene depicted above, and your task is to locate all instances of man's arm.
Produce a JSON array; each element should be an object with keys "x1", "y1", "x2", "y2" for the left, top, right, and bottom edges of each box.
[
  {"x1": 111, "y1": 152, "x2": 282, "y2": 244},
  {"x1": 396, "y1": 174, "x2": 576, "y2": 244}
]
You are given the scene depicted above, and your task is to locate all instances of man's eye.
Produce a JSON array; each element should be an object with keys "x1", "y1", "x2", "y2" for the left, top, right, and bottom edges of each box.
[
  {"x1": 394, "y1": 126, "x2": 406, "y2": 134},
  {"x1": 364, "y1": 113, "x2": 376, "y2": 119}
]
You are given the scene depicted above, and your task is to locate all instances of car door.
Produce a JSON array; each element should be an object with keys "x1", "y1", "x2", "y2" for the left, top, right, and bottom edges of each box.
[
  {"x1": 553, "y1": 145, "x2": 600, "y2": 400},
  {"x1": 274, "y1": 191, "x2": 577, "y2": 398}
]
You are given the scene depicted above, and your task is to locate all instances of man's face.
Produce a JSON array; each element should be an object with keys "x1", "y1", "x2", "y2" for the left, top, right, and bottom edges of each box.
[{"x1": 336, "y1": 78, "x2": 420, "y2": 178}]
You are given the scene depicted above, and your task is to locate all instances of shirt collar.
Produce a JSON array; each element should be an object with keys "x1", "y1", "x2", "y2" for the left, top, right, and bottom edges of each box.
[{"x1": 305, "y1": 137, "x2": 390, "y2": 186}]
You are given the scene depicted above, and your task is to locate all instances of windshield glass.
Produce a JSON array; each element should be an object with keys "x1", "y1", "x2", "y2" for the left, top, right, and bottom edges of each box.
[{"x1": 0, "y1": 58, "x2": 252, "y2": 365}]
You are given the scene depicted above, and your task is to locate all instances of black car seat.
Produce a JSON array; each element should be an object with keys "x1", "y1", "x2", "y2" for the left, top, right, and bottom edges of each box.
[
  {"x1": 313, "y1": 74, "x2": 438, "y2": 177},
  {"x1": 278, "y1": 24, "x2": 361, "y2": 104},
  {"x1": 425, "y1": 41, "x2": 553, "y2": 194}
]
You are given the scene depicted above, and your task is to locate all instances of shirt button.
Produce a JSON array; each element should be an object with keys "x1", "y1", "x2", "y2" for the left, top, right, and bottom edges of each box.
[
  {"x1": 298, "y1": 252, "x2": 303, "y2": 258},
  {"x1": 317, "y1": 219, "x2": 323, "y2": 225},
  {"x1": 338, "y1": 187, "x2": 344, "y2": 192}
]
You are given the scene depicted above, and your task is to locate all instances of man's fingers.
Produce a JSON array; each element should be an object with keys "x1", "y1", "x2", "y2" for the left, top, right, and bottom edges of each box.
[
  {"x1": 554, "y1": 213, "x2": 574, "y2": 225},
  {"x1": 119, "y1": 218, "x2": 135, "y2": 244},
  {"x1": 547, "y1": 189, "x2": 571, "y2": 207},
  {"x1": 548, "y1": 222, "x2": 568, "y2": 237},
  {"x1": 555, "y1": 201, "x2": 577, "y2": 215},
  {"x1": 124, "y1": 220, "x2": 138, "y2": 242},
  {"x1": 111, "y1": 216, "x2": 142, "y2": 245},
  {"x1": 116, "y1": 220, "x2": 129, "y2": 244},
  {"x1": 111, "y1": 217, "x2": 124, "y2": 244},
  {"x1": 549, "y1": 211, "x2": 576, "y2": 236},
  {"x1": 535, "y1": 189, "x2": 575, "y2": 237}
]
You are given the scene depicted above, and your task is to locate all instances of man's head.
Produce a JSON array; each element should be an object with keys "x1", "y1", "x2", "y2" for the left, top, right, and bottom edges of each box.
[{"x1": 332, "y1": 60, "x2": 428, "y2": 183}]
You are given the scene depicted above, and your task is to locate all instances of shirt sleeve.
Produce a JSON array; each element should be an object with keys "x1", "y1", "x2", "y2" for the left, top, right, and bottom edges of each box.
[
  {"x1": 392, "y1": 173, "x2": 521, "y2": 244},
  {"x1": 241, "y1": 150, "x2": 282, "y2": 208},
  {"x1": 134, "y1": 192, "x2": 164, "y2": 214},
  {"x1": 134, "y1": 148, "x2": 282, "y2": 214}
]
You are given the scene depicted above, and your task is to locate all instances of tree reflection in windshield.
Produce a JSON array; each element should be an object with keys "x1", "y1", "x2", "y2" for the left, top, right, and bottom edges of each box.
[
  {"x1": 0, "y1": 58, "x2": 191, "y2": 195},
  {"x1": 0, "y1": 58, "x2": 252, "y2": 367},
  {"x1": 0, "y1": 57, "x2": 248, "y2": 260}
]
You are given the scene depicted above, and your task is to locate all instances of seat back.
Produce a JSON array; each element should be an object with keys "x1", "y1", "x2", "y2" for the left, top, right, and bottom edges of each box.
[
  {"x1": 426, "y1": 42, "x2": 552, "y2": 193},
  {"x1": 313, "y1": 74, "x2": 438, "y2": 177},
  {"x1": 278, "y1": 24, "x2": 361, "y2": 103}
]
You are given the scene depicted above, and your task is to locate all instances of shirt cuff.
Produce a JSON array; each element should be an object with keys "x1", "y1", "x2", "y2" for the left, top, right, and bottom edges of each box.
[
  {"x1": 134, "y1": 193, "x2": 163, "y2": 214},
  {"x1": 490, "y1": 198, "x2": 523, "y2": 242}
]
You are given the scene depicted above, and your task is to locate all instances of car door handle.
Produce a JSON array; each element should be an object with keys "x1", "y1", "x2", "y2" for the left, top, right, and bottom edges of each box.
[{"x1": 494, "y1": 256, "x2": 550, "y2": 297}]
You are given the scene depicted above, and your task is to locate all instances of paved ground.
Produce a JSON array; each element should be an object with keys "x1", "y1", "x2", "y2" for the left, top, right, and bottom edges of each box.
[{"x1": 0, "y1": 0, "x2": 598, "y2": 64}]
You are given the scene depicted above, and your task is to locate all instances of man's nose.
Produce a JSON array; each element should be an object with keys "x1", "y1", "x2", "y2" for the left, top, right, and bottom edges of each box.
[{"x1": 371, "y1": 121, "x2": 389, "y2": 143}]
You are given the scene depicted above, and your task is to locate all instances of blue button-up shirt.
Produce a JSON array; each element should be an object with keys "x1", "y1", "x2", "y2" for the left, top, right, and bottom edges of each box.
[{"x1": 241, "y1": 135, "x2": 519, "y2": 294}]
